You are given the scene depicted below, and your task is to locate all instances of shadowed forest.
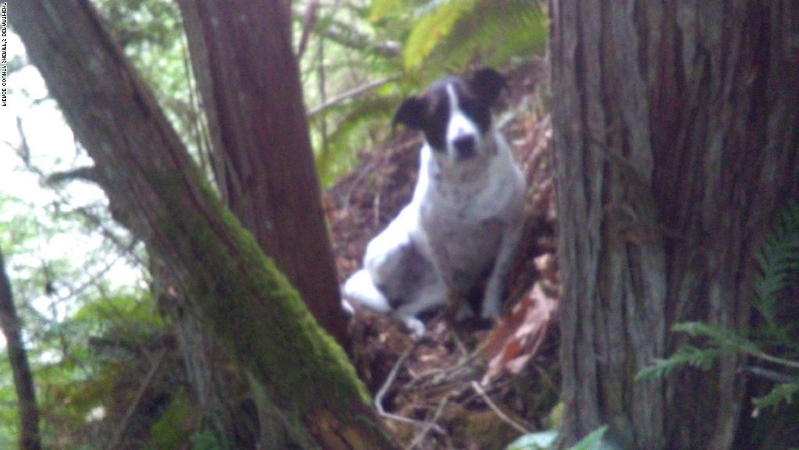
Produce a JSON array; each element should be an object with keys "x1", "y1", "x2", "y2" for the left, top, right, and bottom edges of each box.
[{"x1": 2, "y1": 1, "x2": 798, "y2": 449}]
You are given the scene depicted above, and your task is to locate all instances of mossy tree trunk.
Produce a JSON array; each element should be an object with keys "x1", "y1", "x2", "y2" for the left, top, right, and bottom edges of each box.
[
  {"x1": 550, "y1": 0, "x2": 799, "y2": 448},
  {"x1": 12, "y1": 1, "x2": 398, "y2": 449},
  {"x1": 173, "y1": 1, "x2": 350, "y2": 446},
  {"x1": 177, "y1": 0, "x2": 348, "y2": 346}
]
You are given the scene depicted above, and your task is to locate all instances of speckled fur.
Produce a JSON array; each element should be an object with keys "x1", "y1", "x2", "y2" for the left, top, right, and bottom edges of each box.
[{"x1": 343, "y1": 69, "x2": 525, "y2": 334}]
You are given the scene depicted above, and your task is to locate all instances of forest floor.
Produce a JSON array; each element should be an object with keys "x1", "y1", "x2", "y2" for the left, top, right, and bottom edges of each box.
[{"x1": 324, "y1": 59, "x2": 561, "y2": 450}]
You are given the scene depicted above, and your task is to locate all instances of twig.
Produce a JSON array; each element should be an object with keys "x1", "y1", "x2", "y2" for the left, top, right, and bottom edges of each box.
[
  {"x1": 106, "y1": 349, "x2": 167, "y2": 450},
  {"x1": 748, "y1": 349, "x2": 799, "y2": 370},
  {"x1": 745, "y1": 366, "x2": 797, "y2": 383},
  {"x1": 375, "y1": 343, "x2": 446, "y2": 434},
  {"x1": 406, "y1": 395, "x2": 450, "y2": 450},
  {"x1": 405, "y1": 395, "x2": 449, "y2": 450},
  {"x1": 406, "y1": 341, "x2": 484, "y2": 389},
  {"x1": 307, "y1": 77, "x2": 397, "y2": 117},
  {"x1": 470, "y1": 381, "x2": 531, "y2": 434},
  {"x1": 375, "y1": 343, "x2": 415, "y2": 415}
]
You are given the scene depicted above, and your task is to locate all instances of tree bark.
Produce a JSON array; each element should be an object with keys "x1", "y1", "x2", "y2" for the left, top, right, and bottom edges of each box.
[
  {"x1": 11, "y1": 1, "x2": 398, "y2": 449},
  {"x1": 177, "y1": 0, "x2": 348, "y2": 346},
  {"x1": 550, "y1": 1, "x2": 799, "y2": 448},
  {"x1": 0, "y1": 249, "x2": 42, "y2": 450}
]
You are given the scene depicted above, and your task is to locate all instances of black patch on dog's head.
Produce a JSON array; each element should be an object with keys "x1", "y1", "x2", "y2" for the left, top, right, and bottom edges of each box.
[{"x1": 393, "y1": 68, "x2": 506, "y2": 153}]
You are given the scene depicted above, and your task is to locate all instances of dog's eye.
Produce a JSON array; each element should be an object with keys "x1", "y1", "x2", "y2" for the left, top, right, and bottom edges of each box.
[
  {"x1": 425, "y1": 98, "x2": 450, "y2": 151},
  {"x1": 459, "y1": 97, "x2": 491, "y2": 133}
]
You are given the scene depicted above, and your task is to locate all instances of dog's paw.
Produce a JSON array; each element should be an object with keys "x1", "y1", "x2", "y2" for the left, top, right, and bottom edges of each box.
[
  {"x1": 341, "y1": 297, "x2": 355, "y2": 317},
  {"x1": 400, "y1": 316, "x2": 427, "y2": 336},
  {"x1": 480, "y1": 293, "x2": 502, "y2": 318}
]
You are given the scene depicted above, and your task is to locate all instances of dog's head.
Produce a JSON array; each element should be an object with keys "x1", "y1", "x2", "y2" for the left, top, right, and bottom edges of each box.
[{"x1": 394, "y1": 68, "x2": 506, "y2": 164}]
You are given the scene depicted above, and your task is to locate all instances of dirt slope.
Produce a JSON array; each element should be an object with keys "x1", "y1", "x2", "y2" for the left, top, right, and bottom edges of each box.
[{"x1": 324, "y1": 59, "x2": 560, "y2": 449}]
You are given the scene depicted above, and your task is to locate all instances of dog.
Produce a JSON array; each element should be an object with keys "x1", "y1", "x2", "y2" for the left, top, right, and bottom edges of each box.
[{"x1": 342, "y1": 68, "x2": 526, "y2": 335}]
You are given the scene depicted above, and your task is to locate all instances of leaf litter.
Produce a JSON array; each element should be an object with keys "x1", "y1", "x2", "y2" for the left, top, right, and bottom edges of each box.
[{"x1": 325, "y1": 58, "x2": 559, "y2": 449}]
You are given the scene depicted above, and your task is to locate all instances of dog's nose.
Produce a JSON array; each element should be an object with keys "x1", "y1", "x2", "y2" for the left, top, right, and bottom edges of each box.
[{"x1": 453, "y1": 135, "x2": 476, "y2": 159}]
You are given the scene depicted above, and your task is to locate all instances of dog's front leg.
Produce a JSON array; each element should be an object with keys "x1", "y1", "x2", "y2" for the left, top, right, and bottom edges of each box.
[{"x1": 481, "y1": 219, "x2": 524, "y2": 317}]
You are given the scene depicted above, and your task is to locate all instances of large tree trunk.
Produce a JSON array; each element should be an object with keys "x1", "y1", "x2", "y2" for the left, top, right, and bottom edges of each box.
[
  {"x1": 167, "y1": 1, "x2": 349, "y2": 446},
  {"x1": 0, "y1": 249, "x2": 42, "y2": 450},
  {"x1": 177, "y1": 0, "x2": 348, "y2": 345},
  {"x1": 550, "y1": 1, "x2": 799, "y2": 448},
  {"x1": 11, "y1": 1, "x2": 398, "y2": 449}
]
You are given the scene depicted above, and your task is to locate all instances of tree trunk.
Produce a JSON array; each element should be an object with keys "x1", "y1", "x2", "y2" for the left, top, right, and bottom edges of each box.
[
  {"x1": 0, "y1": 249, "x2": 42, "y2": 450},
  {"x1": 175, "y1": 2, "x2": 350, "y2": 445},
  {"x1": 177, "y1": 0, "x2": 348, "y2": 346},
  {"x1": 550, "y1": 1, "x2": 799, "y2": 448},
  {"x1": 11, "y1": 1, "x2": 398, "y2": 449}
]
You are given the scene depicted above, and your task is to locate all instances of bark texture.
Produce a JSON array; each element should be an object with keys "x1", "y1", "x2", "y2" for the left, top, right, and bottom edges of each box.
[
  {"x1": 11, "y1": 2, "x2": 398, "y2": 449},
  {"x1": 177, "y1": 0, "x2": 348, "y2": 345},
  {"x1": 0, "y1": 250, "x2": 42, "y2": 450},
  {"x1": 550, "y1": 1, "x2": 799, "y2": 448}
]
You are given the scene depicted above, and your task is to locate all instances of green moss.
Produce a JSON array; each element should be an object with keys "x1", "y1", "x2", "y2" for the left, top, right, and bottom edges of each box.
[{"x1": 151, "y1": 171, "x2": 372, "y2": 423}]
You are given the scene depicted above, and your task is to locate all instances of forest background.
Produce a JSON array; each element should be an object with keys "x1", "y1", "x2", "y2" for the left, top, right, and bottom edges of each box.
[{"x1": 2, "y1": 0, "x2": 798, "y2": 449}]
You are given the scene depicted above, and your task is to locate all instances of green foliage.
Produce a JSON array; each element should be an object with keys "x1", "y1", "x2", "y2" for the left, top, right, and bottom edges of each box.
[
  {"x1": 570, "y1": 426, "x2": 608, "y2": 450},
  {"x1": 505, "y1": 425, "x2": 608, "y2": 450},
  {"x1": 313, "y1": 95, "x2": 399, "y2": 186},
  {"x1": 372, "y1": 0, "x2": 547, "y2": 78},
  {"x1": 637, "y1": 202, "x2": 799, "y2": 415},
  {"x1": 505, "y1": 430, "x2": 557, "y2": 449},
  {"x1": 147, "y1": 389, "x2": 192, "y2": 450},
  {"x1": 401, "y1": 0, "x2": 478, "y2": 71},
  {"x1": 754, "y1": 202, "x2": 799, "y2": 347},
  {"x1": 302, "y1": 0, "x2": 548, "y2": 186},
  {"x1": 189, "y1": 429, "x2": 224, "y2": 450},
  {"x1": 408, "y1": 0, "x2": 546, "y2": 78},
  {"x1": 754, "y1": 382, "x2": 799, "y2": 410},
  {"x1": 636, "y1": 344, "x2": 724, "y2": 380},
  {"x1": 96, "y1": 0, "x2": 210, "y2": 167}
]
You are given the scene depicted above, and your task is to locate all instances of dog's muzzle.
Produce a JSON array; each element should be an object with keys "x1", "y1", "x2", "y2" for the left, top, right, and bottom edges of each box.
[{"x1": 453, "y1": 135, "x2": 476, "y2": 159}]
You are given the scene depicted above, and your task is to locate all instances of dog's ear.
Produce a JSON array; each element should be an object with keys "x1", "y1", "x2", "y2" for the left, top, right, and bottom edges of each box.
[
  {"x1": 393, "y1": 97, "x2": 426, "y2": 130},
  {"x1": 471, "y1": 68, "x2": 507, "y2": 105}
]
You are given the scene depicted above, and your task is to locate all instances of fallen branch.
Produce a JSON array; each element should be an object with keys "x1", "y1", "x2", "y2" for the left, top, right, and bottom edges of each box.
[
  {"x1": 375, "y1": 342, "x2": 446, "y2": 435},
  {"x1": 470, "y1": 381, "x2": 531, "y2": 434}
]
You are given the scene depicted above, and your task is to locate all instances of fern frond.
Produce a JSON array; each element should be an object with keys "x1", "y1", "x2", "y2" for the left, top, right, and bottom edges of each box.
[
  {"x1": 754, "y1": 202, "x2": 799, "y2": 325},
  {"x1": 401, "y1": 0, "x2": 547, "y2": 77},
  {"x1": 636, "y1": 345, "x2": 723, "y2": 380},
  {"x1": 672, "y1": 322, "x2": 761, "y2": 355},
  {"x1": 402, "y1": 0, "x2": 478, "y2": 71},
  {"x1": 426, "y1": 0, "x2": 547, "y2": 72},
  {"x1": 753, "y1": 383, "x2": 799, "y2": 411},
  {"x1": 313, "y1": 95, "x2": 398, "y2": 186}
]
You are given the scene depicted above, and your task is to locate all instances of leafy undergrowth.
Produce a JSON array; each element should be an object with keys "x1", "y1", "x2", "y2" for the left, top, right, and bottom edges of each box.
[{"x1": 325, "y1": 58, "x2": 561, "y2": 449}]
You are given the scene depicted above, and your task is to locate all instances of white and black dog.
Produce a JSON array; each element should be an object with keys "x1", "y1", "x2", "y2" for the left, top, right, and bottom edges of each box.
[{"x1": 343, "y1": 68, "x2": 526, "y2": 335}]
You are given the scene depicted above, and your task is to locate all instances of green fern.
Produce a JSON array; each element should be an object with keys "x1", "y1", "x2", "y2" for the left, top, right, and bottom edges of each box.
[
  {"x1": 672, "y1": 321, "x2": 762, "y2": 355},
  {"x1": 754, "y1": 382, "x2": 799, "y2": 413},
  {"x1": 402, "y1": 0, "x2": 478, "y2": 71},
  {"x1": 636, "y1": 345, "x2": 724, "y2": 380},
  {"x1": 401, "y1": 0, "x2": 547, "y2": 78},
  {"x1": 754, "y1": 202, "x2": 799, "y2": 326},
  {"x1": 420, "y1": 0, "x2": 547, "y2": 75},
  {"x1": 637, "y1": 202, "x2": 799, "y2": 413},
  {"x1": 312, "y1": 95, "x2": 399, "y2": 187}
]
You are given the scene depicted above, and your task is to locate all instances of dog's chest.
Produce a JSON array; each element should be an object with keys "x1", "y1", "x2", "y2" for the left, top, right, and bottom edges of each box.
[{"x1": 419, "y1": 164, "x2": 514, "y2": 283}]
